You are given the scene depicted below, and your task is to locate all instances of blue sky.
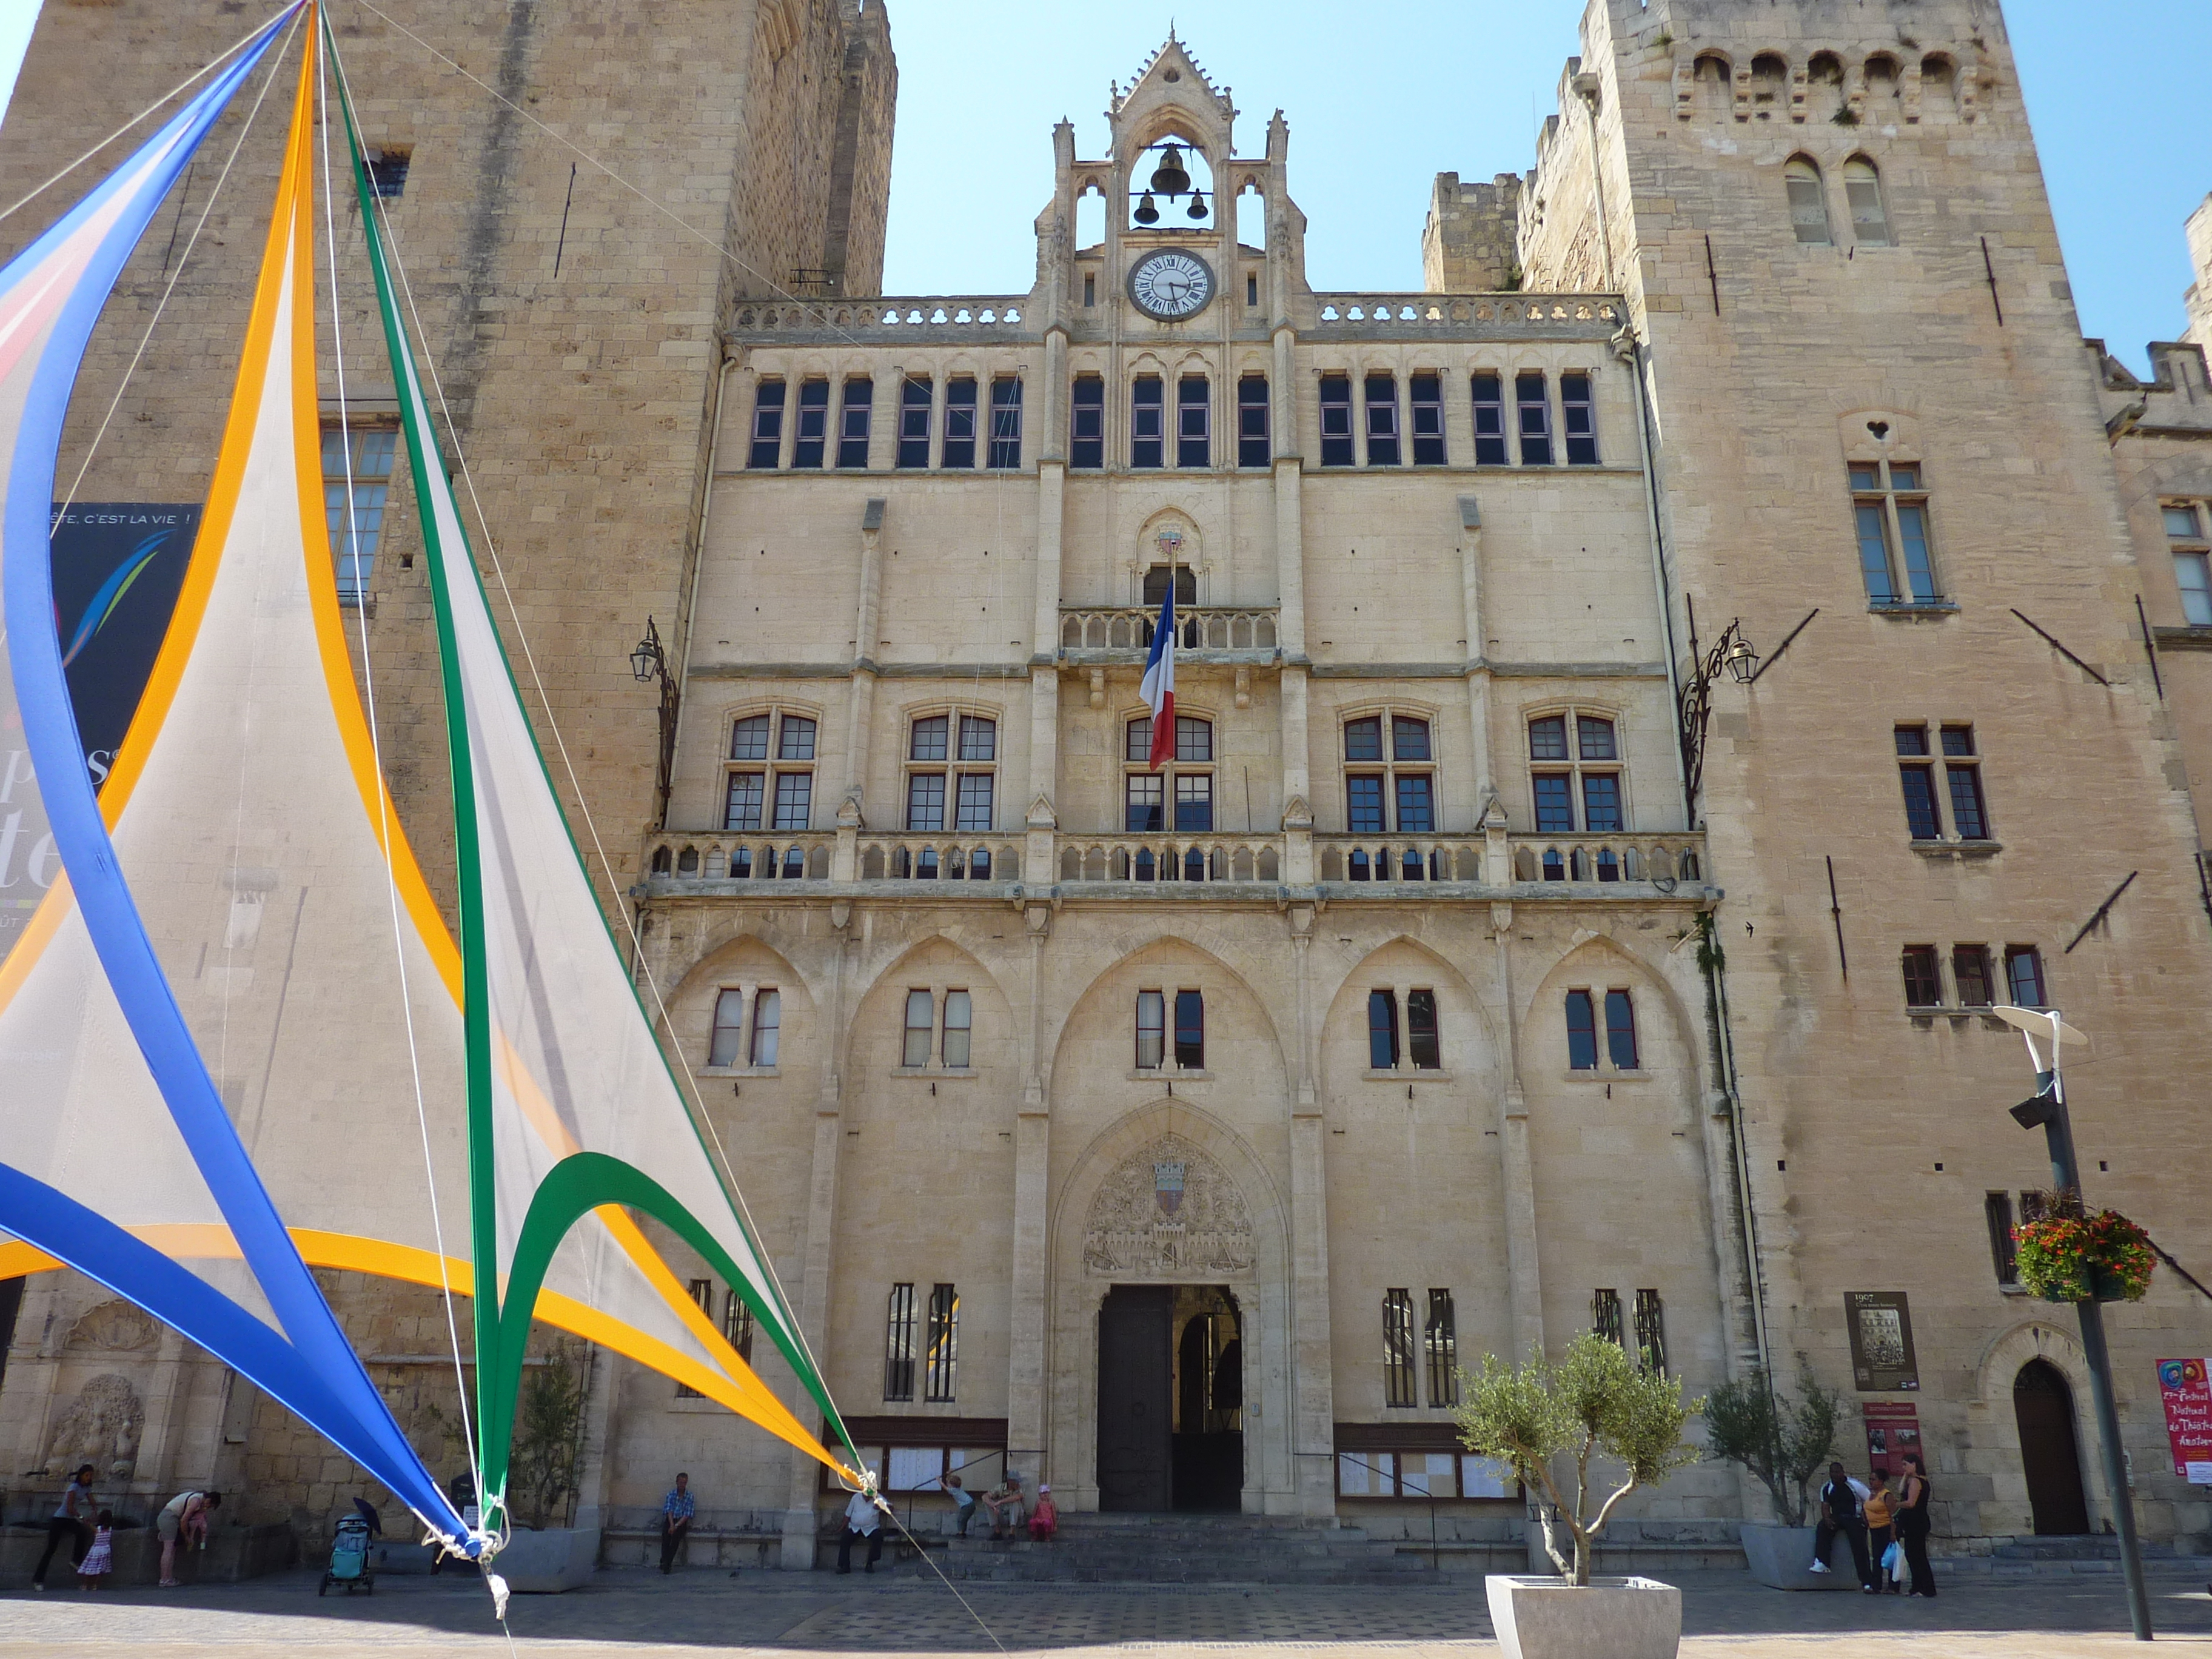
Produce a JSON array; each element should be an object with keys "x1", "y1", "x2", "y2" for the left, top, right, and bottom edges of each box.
[{"x1": 878, "y1": 1, "x2": 2211, "y2": 374}]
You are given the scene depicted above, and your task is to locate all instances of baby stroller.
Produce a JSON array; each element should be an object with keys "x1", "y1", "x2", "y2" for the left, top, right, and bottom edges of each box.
[{"x1": 320, "y1": 1512, "x2": 377, "y2": 1595}]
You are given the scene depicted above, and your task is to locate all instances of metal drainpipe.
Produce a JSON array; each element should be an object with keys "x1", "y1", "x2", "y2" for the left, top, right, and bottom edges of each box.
[{"x1": 1621, "y1": 296, "x2": 1774, "y2": 1390}]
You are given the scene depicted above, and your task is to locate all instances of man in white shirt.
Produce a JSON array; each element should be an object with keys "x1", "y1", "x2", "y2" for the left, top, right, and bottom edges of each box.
[
  {"x1": 1809, "y1": 1461, "x2": 1873, "y2": 1588},
  {"x1": 836, "y1": 1476, "x2": 884, "y2": 1574}
]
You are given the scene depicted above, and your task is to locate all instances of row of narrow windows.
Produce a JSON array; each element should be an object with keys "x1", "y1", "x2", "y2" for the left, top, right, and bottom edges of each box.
[{"x1": 744, "y1": 370, "x2": 1600, "y2": 474}]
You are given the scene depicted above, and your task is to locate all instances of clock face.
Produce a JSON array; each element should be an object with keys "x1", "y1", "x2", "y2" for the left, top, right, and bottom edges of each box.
[{"x1": 1128, "y1": 250, "x2": 1214, "y2": 321}]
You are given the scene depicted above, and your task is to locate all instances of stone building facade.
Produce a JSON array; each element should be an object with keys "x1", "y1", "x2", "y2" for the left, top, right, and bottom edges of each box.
[
  {"x1": 635, "y1": 33, "x2": 1746, "y2": 1559},
  {"x1": 3, "y1": 0, "x2": 2211, "y2": 1574}
]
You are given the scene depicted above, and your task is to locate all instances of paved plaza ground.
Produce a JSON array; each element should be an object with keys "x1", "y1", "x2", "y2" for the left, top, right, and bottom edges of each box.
[{"x1": 0, "y1": 1566, "x2": 2209, "y2": 1658}]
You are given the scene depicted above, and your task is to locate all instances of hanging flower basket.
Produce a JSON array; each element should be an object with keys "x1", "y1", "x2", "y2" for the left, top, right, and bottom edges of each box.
[{"x1": 2014, "y1": 1205, "x2": 2155, "y2": 1304}]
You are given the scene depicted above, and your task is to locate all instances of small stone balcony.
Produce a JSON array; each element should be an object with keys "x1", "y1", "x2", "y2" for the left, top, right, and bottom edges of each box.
[{"x1": 1057, "y1": 605, "x2": 1280, "y2": 664}]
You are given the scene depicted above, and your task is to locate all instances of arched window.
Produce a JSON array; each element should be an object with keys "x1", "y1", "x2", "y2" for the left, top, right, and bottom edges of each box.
[
  {"x1": 1919, "y1": 54, "x2": 1957, "y2": 115},
  {"x1": 725, "y1": 708, "x2": 816, "y2": 832},
  {"x1": 1342, "y1": 711, "x2": 1436, "y2": 833},
  {"x1": 905, "y1": 712, "x2": 997, "y2": 833},
  {"x1": 1527, "y1": 709, "x2": 1623, "y2": 833},
  {"x1": 1785, "y1": 157, "x2": 1831, "y2": 246},
  {"x1": 1843, "y1": 158, "x2": 1891, "y2": 247},
  {"x1": 1694, "y1": 53, "x2": 1731, "y2": 119},
  {"x1": 1748, "y1": 53, "x2": 1786, "y2": 115}
]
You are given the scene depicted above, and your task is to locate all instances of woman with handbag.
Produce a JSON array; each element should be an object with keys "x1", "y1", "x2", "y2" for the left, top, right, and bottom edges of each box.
[
  {"x1": 1895, "y1": 1452, "x2": 1937, "y2": 1597},
  {"x1": 1863, "y1": 1472, "x2": 1901, "y2": 1595}
]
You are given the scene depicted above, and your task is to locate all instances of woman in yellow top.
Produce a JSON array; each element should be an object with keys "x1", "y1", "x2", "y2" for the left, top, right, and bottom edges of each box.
[{"x1": 1863, "y1": 1473, "x2": 1900, "y2": 1595}]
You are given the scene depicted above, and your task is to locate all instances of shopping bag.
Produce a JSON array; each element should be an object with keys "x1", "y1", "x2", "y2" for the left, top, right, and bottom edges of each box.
[{"x1": 1882, "y1": 1541, "x2": 1903, "y2": 1581}]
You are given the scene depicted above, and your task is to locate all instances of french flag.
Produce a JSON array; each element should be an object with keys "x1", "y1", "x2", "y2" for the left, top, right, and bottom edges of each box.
[{"x1": 1140, "y1": 580, "x2": 1175, "y2": 771}]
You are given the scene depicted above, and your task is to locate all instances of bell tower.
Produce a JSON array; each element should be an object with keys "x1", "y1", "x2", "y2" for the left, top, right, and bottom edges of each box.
[
  {"x1": 1032, "y1": 34, "x2": 1307, "y2": 343},
  {"x1": 1513, "y1": 0, "x2": 2212, "y2": 1527}
]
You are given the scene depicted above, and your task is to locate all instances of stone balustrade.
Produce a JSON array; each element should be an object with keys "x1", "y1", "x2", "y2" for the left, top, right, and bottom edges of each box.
[
  {"x1": 1306, "y1": 293, "x2": 1621, "y2": 335},
  {"x1": 639, "y1": 825, "x2": 1709, "y2": 899},
  {"x1": 1055, "y1": 833, "x2": 1284, "y2": 886},
  {"x1": 727, "y1": 297, "x2": 1031, "y2": 340},
  {"x1": 1058, "y1": 605, "x2": 1280, "y2": 659},
  {"x1": 1317, "y1": 832, "x2": 1704, "y2": 890},
  {"x1": 723, "y1": 293, "x2": 1623, "y2": 345}
]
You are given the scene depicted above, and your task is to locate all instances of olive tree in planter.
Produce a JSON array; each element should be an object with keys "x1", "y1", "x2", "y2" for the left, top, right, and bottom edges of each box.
[
  {"x1": 1703, "y1": 1369, "x2": 1849, "y2": 1590},
  {"x1": 1454, "y1": 1334, "x2": 1702, "y2": 1659}
]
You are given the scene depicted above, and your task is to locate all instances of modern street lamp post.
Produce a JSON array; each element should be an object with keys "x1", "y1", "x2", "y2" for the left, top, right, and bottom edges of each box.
[{"x1": 1995, "y1": 1004, "x2": 2152, "y2": 1643}]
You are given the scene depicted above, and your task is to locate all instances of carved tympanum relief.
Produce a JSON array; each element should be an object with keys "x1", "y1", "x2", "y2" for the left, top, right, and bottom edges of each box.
[
  {"x1": 1082, "y1": 1133, "x2": 1255, "y2": 1278},
  {"x1": 65, "y1": 1300, "x2": 158, "y2": 1353}
]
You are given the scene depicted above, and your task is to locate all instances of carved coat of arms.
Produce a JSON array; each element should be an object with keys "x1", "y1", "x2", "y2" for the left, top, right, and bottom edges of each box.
[{"x1": 1083, "y1": 1135, "x2": 1253, "y2": 1278}]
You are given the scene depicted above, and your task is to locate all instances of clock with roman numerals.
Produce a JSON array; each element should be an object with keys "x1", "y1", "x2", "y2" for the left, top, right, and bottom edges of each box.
[{"x1": 1128, "y1": 249, "x2": 1214, "y2": 321}]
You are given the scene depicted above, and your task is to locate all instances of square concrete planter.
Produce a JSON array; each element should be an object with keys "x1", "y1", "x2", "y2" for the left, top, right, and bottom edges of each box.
[
  {"x1": 1486, "y1": 1574, "x2": 1681, "y2": 1659},
  {"x1": 490, "y1": 1526, "x2": 598, "y2": 1593},
  {"x1": 1740, "y1": 1522, "x2": 1860, "y2": 1590}
]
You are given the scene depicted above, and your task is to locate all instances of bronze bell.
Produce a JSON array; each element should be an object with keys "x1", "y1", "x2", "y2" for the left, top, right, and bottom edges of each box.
[
  {"x1": 1133, "y1": 191, "x2": 1160, "y2": 226},
  {"x1": 1149, "y1": 144, "x2": 1191, "y2": 196},
  {"x1": 1187, "y1": 189, "x2": 1207, "y2": 221}
]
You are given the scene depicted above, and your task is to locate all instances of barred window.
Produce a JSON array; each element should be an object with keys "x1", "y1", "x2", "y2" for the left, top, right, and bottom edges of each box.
[
  {"x1": 1632, "y1": 1289, "x2": 1668, "y2": 1375},
  {"x1": 1382, "y1": 1288, "x2": 1418, "y2": 1408},
  {"x1": 722, "y1": 1288, "x2": 755, "y2": 1361},
  {"x1": 1424, "y1": 1289, "x2": 1458, "y2": 1406},
  {"x1": 924, "y1": 1283, "x2": 959, "y2": 1402},
  {"x1": 884, "y1": 1283, "x2": 917, "y2": 1401},
  {"x1": 1592, "y1": 1287, "x2": 1623, "y2": 1346}
]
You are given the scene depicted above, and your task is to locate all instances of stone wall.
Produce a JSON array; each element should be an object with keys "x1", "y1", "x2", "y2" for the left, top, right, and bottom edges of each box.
[
  {"x1": 1519, "y1": 0, "x2": 2212, "y2": 1549},
  {"x1": 1421, "y1": 172, "x2": 1523, "y2": 293}
]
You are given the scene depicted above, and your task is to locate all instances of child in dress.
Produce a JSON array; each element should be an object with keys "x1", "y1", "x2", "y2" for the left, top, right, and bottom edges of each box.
[{"x1": 76, "y1": 1511, "x2": 114, "y2": 1590}]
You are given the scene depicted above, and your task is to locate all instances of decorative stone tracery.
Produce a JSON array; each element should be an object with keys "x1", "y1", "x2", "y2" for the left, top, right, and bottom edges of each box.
[{"x1": 1081, "y1": 1132, "x2": 1254, "y2": 1279}]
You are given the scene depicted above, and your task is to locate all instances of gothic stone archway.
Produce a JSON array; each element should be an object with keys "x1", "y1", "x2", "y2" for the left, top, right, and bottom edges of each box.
[{"x1": 1050, "y1": 1109, "x2": 1301, "y2": 1515}]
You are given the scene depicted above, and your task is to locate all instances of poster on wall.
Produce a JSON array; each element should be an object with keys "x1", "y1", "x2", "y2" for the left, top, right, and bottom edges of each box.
[
  {"x1": 1, "y1": 504, "x2": 198, "y2": 973},
  {"x1": 1845, "y1": 1291, "x2": 1920, "y2": 1391},
  {"x1": 2156, "y1": 1358, "x2": 2212, "y2": 1484},
  {"x1": 49, "y1": 502, "x2": 200, "y2": 782},
  {"x1": 1863, "y1": 1401, "x2": 1922, "y2": 1478}
]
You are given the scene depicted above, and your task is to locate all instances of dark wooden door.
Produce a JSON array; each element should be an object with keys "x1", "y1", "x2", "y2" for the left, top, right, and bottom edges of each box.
[
  {"x1": 1097, "y1": 1285, "x2": 1172, "y2": 1511},
  {"x1": 2014, "y1": 1359, "x2": 2091, "y2": 1535}
]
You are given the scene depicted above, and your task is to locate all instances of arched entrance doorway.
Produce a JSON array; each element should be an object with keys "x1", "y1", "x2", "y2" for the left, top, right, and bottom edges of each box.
[{"x1": 2014, "y1": 1359, "x2": 2090, "y2": 1534}]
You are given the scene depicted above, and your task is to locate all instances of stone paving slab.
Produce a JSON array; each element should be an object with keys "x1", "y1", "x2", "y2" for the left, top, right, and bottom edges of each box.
[{"x1": 0, "y1": 1567, "x2": 2205, "y2": 1656}]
